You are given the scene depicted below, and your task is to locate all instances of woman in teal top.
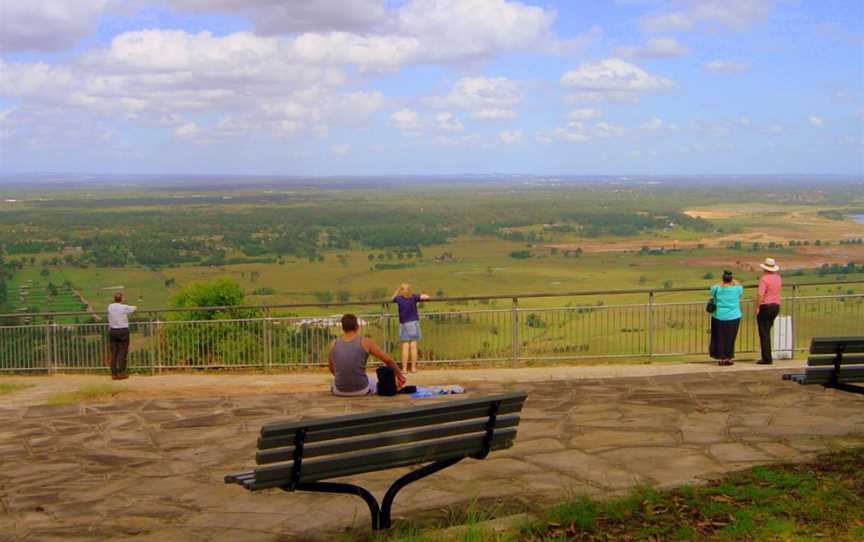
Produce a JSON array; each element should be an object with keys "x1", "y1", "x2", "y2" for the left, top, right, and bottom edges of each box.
[{"x1": 709, "y1": 270, "x2": 744, "y2": 366}]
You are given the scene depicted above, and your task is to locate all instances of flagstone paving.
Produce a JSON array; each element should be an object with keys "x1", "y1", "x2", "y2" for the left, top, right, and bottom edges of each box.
[{"x1": 2, "y1": 370, "x2": 863, "y2": 541}]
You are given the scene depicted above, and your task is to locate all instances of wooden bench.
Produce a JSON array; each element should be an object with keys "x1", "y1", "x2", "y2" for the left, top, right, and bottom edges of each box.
[
  {"x1": 225, "y1": 391, "x2": 528, "y2": 530},
  {"x1": 783, "y1": 336, "x2": 864, "y2": 394}
]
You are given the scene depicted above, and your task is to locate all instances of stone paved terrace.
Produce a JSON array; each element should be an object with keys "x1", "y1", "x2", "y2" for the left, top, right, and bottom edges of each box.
[{"x1": 2, "y1": 363, "x2": 864, "y2": 541}]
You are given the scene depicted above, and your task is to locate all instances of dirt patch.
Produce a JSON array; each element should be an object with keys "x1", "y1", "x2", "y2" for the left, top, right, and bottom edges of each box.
[
  {"x1": 680, "y1": 252, "x2": 855, "y2": 271},
  {"x1": 684, "y1": 210, "x2": 739, "y2": 219}
]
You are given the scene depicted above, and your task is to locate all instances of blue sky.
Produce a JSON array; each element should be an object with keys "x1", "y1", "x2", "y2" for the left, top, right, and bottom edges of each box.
[{"x1": 0, "y1": 0, "x2": 862, "y2": 175}]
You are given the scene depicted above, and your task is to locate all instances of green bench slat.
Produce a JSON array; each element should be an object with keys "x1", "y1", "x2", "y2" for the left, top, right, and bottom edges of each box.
[
  {"x1": 249, "y1": 429, "x2": 518, "y2": 489},
  {"x1": 806, "y1": 354, "x2": 864, "y2": 366},
  {"x1": 259, "y1": 395, "x2": 526, "y2": 449},
  {"x1": 794, "y1": 367, "x2": 864, "y2": 385},
  {"x1": 809, "y1": 337, "x2": 864, "y2": 355},
  {"x1": 256, "y1": 414, "x2": 520, "y2": 465},
  {"x1": 261, "y1": 391, "x2": 526, "y2": 438}
]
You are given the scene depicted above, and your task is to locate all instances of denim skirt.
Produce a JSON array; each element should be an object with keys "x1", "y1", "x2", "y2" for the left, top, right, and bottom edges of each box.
[{"x1": 399, "y1": 320, "x2": 421, "y2": 341}]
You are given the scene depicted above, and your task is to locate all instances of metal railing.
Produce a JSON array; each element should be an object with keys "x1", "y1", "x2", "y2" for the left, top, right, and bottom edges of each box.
[{"x1": 1, "y1": 282, "x2": 862, "y2": 372}]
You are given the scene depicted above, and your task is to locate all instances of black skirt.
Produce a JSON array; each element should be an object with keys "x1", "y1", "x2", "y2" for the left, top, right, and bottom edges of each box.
[{"x1": 710, "y1": 318, "x2": 741, "y2": 360}]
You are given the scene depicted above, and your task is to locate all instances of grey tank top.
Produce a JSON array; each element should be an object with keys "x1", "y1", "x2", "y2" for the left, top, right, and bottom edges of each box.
[{"x1": 332, "y1": 336, "x2": 369, "y2": 393}]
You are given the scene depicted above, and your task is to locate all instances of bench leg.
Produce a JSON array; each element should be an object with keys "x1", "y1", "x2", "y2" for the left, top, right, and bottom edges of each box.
[
  {"x1": 380, "y1": 456, "x2": 464, "y2": 529},
  {"x1": 292, "y1": 482, "x2": 382, "y2": 530}
]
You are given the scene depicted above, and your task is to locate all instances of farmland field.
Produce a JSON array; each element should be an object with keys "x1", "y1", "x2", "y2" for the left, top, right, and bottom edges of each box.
[{"x1": 1, "y1": 176, "x2": 863, "y2": 317}]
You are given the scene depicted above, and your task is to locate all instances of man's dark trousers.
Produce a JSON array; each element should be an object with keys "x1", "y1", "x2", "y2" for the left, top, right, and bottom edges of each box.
[
  {"x1": 109, "y1": 328, "x2": 130, "y2": 376},
  {"x1": 757, "y1": 304, "x2": 780, "y2": 362}
]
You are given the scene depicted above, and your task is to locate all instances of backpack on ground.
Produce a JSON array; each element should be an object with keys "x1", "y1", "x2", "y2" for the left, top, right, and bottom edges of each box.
[{"x1": 376, "y1": 366, "x2": 398, "y2": 396}]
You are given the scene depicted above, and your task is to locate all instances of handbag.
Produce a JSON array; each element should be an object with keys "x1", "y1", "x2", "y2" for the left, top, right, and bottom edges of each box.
[
  {"x1": 376, "y1": 366, "x2": 398, "y2": 396},
  {"x1": 705, "y1": 287, "x2": 717, "y2": 314}
]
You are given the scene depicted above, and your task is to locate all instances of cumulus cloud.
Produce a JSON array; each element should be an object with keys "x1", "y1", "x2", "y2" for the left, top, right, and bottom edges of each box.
[
  {"x1": 425, "y1": 77, "x2": 523, "y2": 120},
  {"x1": 808, "y1": 115, "x2": 824, "y2": 127},
  {"x1": 435, "y1": 112, "x2": 464, "y2": 132},
  {"x1": 498, "y1": 129, "x2": 523, "y2": 144},
  {"x1": 396, "y1": 0, "x2": 589, "y2": 61},
  {"x1": 0, "y1": 0, "x2": 109, "y2": 52},
  {"x1": 175, "y1": 122, "x2": 201, "y2": 138},
  {"x1": 615, "y1": 36, "x2": 689, "y2": 58},
  {"x1": 566, "y1": 108, "x2": 602, "y2": 121},
  {"x1": 642, "y1": 0, "x2": 777, "y2": 33},
  {"x1": 0, "y1": 0, "x2": 601, "y2": 150},
  {"x1": 553, "y1": 128, "x2": 591, "y2": 143},
  {"x1": 389, "y1": 108, "x2": 424, "y2": 132},
  {"x1": 165, "y1": 0, "x2": 596, "y2": 68},
  {"x1": 0, "y1": 28, "x2": 393, "y2": 144},
  {"x1": 704, "y1": 60, "x2": 751, "y2": 73},
  {"x1": 593, "y1": 122, "x2": 628, "y2": 138},
  {"x1": 561, "y1": 59, "x2": 675, "y2": 102},
  {"x1": 166, "y1": 0, "x2": 389, "y2": 34}
]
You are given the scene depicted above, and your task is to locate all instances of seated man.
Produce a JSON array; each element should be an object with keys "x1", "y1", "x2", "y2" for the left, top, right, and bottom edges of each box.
[{"x1": 328, "y1": 313, "x2": 406, "y2": 396}]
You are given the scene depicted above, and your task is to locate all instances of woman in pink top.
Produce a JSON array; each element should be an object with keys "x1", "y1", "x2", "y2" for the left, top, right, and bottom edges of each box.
[{"x1": 756, "y1": 257, "x2": 782, "y2": 364}]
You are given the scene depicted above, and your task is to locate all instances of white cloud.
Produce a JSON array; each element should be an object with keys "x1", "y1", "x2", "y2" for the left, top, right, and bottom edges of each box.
[
  {"x1": 640, "y1": 117, "x2": 664, "y2": 130},
  {"x1": 167, "y1": 0, "x2": 597, "y2": 68},
  {"x1": 642, "y1": 0, "x2": 777, "y2": 33},
  {"x1": 434, "y1": 112, "x2": 464, "y2": 132},
  {"x1": 554, "y1": 128, "x2": 591, "y2": 143},
  {"x1": 166, "y1": 0, "x2": 389, "y2": 34},
  {"x1": 764, "y1": 124, "x2": 785, "y2": 135},
  {"x1": 425, "y1": 77, "x2": 522, "y2": 120},
  {"x1": 0, "y1": 0, "x2": 110, "y2": 52},
  {"x1": 397, "y1": 0, "x2": 583, "y2": 62},
  {"x1": 808, "y1": 116, "x2": 824, "y2": 127},
  {"x1": 704, "y1": 60, "x2": 751, "y2": 73},
  {"x1": 175, "y1": 122, "x2": 201, "y2": 138},
  {"x1": 389, "y1": 108, "x2": 423, "y2": 132},
  {"x1": 331, "y1": 143, "x2": 352, "y2": 155},
  {"x1": 594, "y1": 122, "x2": 628, "y2": 138},
  {"x1": 498, "y1": 129, "x2": 523, "y2": 144},
  {"x1": 616, "y1": 36, "x2": 689, "y2": 58},
  {"x1": 566, "y1": 108, "x2": 602, "y2": 120},
  {"x1": 561, "y1": 59, "x2": 675, "y2": 102},
  {"x1": 472, "y1": 108, "x2": 518, "y2": 120},
  {"x1": 0, "y1": 29, "x2": 392, "y2": 144}
]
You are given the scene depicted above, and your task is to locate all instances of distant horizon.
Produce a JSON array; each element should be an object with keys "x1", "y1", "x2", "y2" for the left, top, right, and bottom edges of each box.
[{"x1": 0, "y1": 171, "x2": 861, "y2": 189}]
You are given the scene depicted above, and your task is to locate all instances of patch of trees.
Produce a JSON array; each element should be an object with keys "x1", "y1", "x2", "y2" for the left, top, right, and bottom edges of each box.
[
  {"x1": 347, "y1": 225, "x2": 449, "y2": 249},
  {"x1": 817, "y1": 210, "x2": 845, "y2": 220},
  {"x1": 4, "y1": 240, "x2": 64, "y2": 254},
  {"x1": 817, "y1": 262, "x2": 861, "y2": 277},
  {"x1": 373, "y1": 262, "x2": 415, "y2": 270}
]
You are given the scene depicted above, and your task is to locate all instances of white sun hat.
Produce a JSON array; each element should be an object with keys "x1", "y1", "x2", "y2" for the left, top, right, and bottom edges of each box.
[{"x1": 760, "y1": 257, "x2": 780, "y2": 272}]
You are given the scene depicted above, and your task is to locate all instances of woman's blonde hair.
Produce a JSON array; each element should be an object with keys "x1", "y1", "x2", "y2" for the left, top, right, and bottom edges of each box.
[{"x1": 397, "y1": 283, "x2": 413, "y2": 298}]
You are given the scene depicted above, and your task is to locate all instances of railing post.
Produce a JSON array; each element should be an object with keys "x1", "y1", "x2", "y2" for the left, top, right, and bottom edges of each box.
[
  {"x1": 790, "y1": 284, "x2": 798, "y2": 359},
  {"x1": 149, "y1": 317, "x2": 157, "y2": 375},
  {"x1": 511, "y1": 297, "x2": 519, "y2": 364},
  {"x1": 381, "y1": 303, "x2": 390, "y2": 355},
  {"x1": 264, "y1": 308, "x2": 273, "y2": 370},
  {"x1": 647, "y1": 291, "x2": 655, "y2": 358},
  {"x1": 46, "y1": 317, "x2": 57, "y2": 375}
]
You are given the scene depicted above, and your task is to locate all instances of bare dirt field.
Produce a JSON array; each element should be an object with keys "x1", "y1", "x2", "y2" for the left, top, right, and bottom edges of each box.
[{"x1": 683, "y1": 210, "x2": 740, "y2": 219}]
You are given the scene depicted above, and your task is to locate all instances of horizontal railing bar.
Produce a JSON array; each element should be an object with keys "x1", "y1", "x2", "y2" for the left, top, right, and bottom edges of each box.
[{"x1": 2, "y1": 280, "x2": 862, "y2": 320}]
